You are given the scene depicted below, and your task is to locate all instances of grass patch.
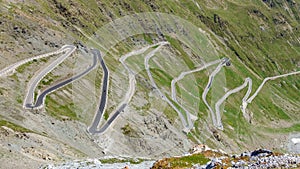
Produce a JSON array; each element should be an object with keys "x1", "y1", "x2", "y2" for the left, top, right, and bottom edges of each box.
[
  {"x1": 187, "y1": 132, "x2": 198, "y2": 143},
  {"x1": 153, "y1": 153, "x2": 210, "y2": 168},
  {"x1": 166, "y1": 95, "x2": 188, "y2": 122},
  {"x1": 103, "y1": 111, "x2": 109, "y2": 120},
  {"x1": 150, "y1": 68, "x2": 173, "y2": 87},
  {"x1": 41, "y1": 78, "x2": 54, "y2": 86},
  {"x1": 45, "y1": 95, "x2": 78, "y2": 120},
  {"x1": 166, "y1": 36, "x2": 194, "y2": 69},
  {"x1": 170, "y1": 154, "x2": 209, "y2": 167},
  {"x1": 263, "y1": 123, "x2": 300, "y2": 133},
  {"x1": 121, "y1": 123, "x2": 139, "y2": 137},
  {"x1": 16, "y1": 95, "x2": 22, "y2": 104},
  {"x1": 0, "y1": 119, "x2": 32, "y2": 133},
  {"x1": 143, "y1": 33, "x2": 153, "y2": 44},
  {"x1": 16, "y1": 60, "x2": 35, "y2": 74},
  {"x1": 100, "y1": 157, "x2": 145, "y2": 164},
  {"x1": 16, "y1": 63, "x2": 28, "y2": 74},
  {"x1": 163, "y1": 104, "x2": 178, "y2": 124}
]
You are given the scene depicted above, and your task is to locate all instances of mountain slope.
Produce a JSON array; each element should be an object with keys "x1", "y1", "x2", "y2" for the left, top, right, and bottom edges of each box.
[{"x1": 0, "y1": 0, "x2": 299, "y2": 168}]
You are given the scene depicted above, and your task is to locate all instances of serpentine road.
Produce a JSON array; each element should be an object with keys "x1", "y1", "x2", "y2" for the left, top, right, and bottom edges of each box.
[
  {"x1": 144, "y1": 42, "x2": 194, "y2": 132},
  {"x1": 89, "y1": 42, "x2": 172, "y2": 134},
  {"x1": 25, "y1": 49, "x2": 98, "y2": 109},
  {"x1": 241, "y1": 71, "x2": 300, "y2": 115},
  {"x1": 88, "y1": 49, "x2": 110, "y2": 134},
  {"x1": 88, "y1": 46, "x2": 141, "y2": 134},
  {"x1": 170, "y1": 58, "x2": 225, "y2": 129},
  {"x1": 213, "y1": 71, "x2": 300, "y2": 130},
  {"x1": 2, "y1": 43, "x2": 298, "y2": 133},
  {"x1": 0, "y1": 45, "x2": 72, "y2": 77},
  {"x1": 171, "y1": 59, "x2": 223, "y2": 102},
  {"x1": 214, "y1": 77, "x2": 251, "y2": 130},
  {"x1": 88, "y1": 49, "x2": 136, "y2": 134},
  {"x1": 202, "y1": 58, "x2": 230, "y2": 130},
  {"x1": 23, "y1": 45, "x2": 76, "y2": 109}
]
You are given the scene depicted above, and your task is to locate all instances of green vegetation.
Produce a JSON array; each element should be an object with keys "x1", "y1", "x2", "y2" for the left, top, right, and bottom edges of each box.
[
  {"x1": 143, "y1": 33, "x2": 153, "y2": 44},
  {"x1": 16, "y1": 95, "x2": 22, "y2": 104},
  {"x1": 9, "y1": 73, "x2": 19, "y2": 82},
  {"x1": 100, "y1": 157, "x2": 145, "y2": 164},
  {"x1": 187, "y1": 132, "x2": 198, "y2": 143},
  {"x1": 15, "y1": 58, "x2": 43, "y2": 74},
  {"x1": 166, "y1": 95, "x2": 188, "y2": 123},
  {"x1": 173, "y1": 153, "x2": 210, "y2": 167},
  {"x1": 150, "y1": 68, "x2": 173, "y2": 87},
  {"x1": 103, "y1": 111, "x2": 109, "y2": 120},
  {"x1": 121, "y1": 124, "x2": 130, "y2": 133},
  {"x1": 153, "y1": 153, "x2": 210, "y2": 168},
  {"x1": 121, "y1": 123, "x2": 139, "y2": 137},
  {"x1": 103, "y1": 105, "x2": 116, "y2": 120},
  {"x1": 16, "y1": 62, "x2": 31, "y2": 73},
  {"x1": 166, "y1": 36, "x2": 195, "y2": 69},
  {"x1": 45, "y1": 95, "x2": 78, "y2": 120},
  {"x1": 163, "y1": 104, "x2": 178, "y2": 124},
  {"x1": 264, "y1": 123, "x2": 300, "y2": 133},
  {"x1": 0, "y1": 119, "x2": 32, "y2": 133},
  {"x1": 2, "y1": 0, "x2": 299, "y2": 159},
  {"x1": 41, "y1": 78, "x2": 54, "y2": 86}
]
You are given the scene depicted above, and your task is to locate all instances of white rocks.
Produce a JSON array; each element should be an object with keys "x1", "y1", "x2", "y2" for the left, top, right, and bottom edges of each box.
[
  {"x1": 190, "y1": 144, "x2": 211, "y2": 154},
  {"x1": 195, "y1": 149, "x2": 300, "y2": 169},
  {"x1": 291, "y1": 138, "x2": 300, "y2": 144}
]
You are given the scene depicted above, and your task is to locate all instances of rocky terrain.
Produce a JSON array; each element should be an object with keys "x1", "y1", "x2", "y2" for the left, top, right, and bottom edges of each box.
[
  {"x1": 0, "y1": 0, "x2": 299, "y2": 168},
  {"x1": 152, "y1": 145, "x2": 300, "y2": 169},
  {"x1": 41, "y1": 144, "x2": 300, "y2": 169},
  {"x1": 42, "y1": 157, "x2": 155, "y2": 169}
]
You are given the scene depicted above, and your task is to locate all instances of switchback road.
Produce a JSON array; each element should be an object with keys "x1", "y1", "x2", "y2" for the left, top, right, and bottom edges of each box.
[
  {"x1": 25, "y1": 50, "x2": 98, "y2": 109},
  {"x1": 88, "y1": 49, "x2": 110, "y2": 134},
  {"x1": 0, "y1": 45, "x2": 71, "y2": 77},
  {"x1": 23, "y1": 45, "x2": 76, "y2": 109},
  {"x1": 202, "y1": 58, "x2": 229, "y2": 129}
]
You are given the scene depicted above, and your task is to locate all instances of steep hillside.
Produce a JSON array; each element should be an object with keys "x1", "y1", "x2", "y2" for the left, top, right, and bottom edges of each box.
[{"x1": 0, "y1": 0, "x2": 299, "y2": 168}]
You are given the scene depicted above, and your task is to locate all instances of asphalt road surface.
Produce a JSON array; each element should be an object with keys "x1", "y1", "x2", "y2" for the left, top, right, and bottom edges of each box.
[
  {"x1": 88, "y1": 49, "x2": 109, "y2": 134},
  {"x1": 25, "y1": 50, "x2": 98, "y2": 109},
  {"x1": 90, "y1": 104, "x2": 127, "y2": 134},
  {"x1": 23, "y1": 45, "x2": 76, "y2": 109}
]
